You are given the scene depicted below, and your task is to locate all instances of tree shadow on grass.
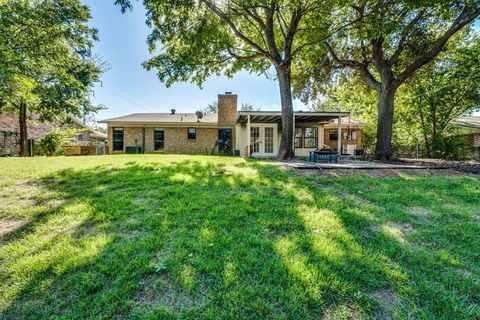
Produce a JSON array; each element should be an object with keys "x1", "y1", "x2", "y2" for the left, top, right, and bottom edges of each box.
[{"x1": 1, "y1": 159, "x2": 478, "y2": 319}]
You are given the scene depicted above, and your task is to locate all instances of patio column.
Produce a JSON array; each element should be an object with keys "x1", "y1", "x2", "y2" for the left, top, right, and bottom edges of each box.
[
  {"x1": 292, "y1": 113, "x2": 295, "y2": 150},
  {"x1": 247, "y1": 114, "x2": 251, "y2": 157},
  {"x1": 337, "y1": 115, "x2": 342, "y2": 155}
]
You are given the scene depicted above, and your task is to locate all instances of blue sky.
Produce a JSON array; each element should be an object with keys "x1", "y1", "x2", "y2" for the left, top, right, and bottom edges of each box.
[
  {"x1": 83, "y1": 1, "x2": 479, "y2": 122},
  {"x1": 83, "y1": 1, "x2": 300, "y2": 122}
]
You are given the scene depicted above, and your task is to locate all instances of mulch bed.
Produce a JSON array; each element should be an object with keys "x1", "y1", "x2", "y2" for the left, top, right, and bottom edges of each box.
[{"x1": 395, "y1": 159, "x2": 480, "y2": 175}]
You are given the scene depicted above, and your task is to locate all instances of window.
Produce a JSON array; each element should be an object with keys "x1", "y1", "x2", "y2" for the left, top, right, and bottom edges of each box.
[
  {"x1": 329, "y1": 129, "x2": 338, "y2": 141},
  {"x1": 187, "y1": 127, "x2": 196, "y2": 140},
  {"x1": 113, "y1": 127, "x2": 124, "y2": 151},
  {"x1": 250, "y1": 127, "x2": 260, "y2": 153},
  {"x1": 76, "y1": 133, "x2": 83, "y2": 142},
  {"x1": 154, "y1": 128, "x2": 164, "y2": 151},
  {"x1": 304, "y1": 128, "x2": 318, "y2": 148},
  {"x1": 347, "y1": 129, "x2": 357, "y2": 141},
  {"x1": 264, "y1": 127, "x2": 274, "y2": 153},
  {"x1": 294, "y1": 128, "x2": 303, "y2": 148},
  {"x1": 341, "y1": 129, "x2": 357, "y2": 141}
]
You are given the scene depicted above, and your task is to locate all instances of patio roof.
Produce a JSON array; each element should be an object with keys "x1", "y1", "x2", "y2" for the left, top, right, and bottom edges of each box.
[{"x1": 237, "y1": 111, "x2": 349, "y2": 124}]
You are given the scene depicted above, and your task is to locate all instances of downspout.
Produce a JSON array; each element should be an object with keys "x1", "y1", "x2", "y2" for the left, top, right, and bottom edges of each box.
[{"x1": 142, "y1": 128, "x2": 145, "y2": 154}]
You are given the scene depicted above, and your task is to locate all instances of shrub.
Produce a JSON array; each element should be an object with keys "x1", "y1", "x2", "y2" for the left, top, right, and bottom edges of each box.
[{"x1": 38, "y1": 128, "x2": 77, "y2": 156}]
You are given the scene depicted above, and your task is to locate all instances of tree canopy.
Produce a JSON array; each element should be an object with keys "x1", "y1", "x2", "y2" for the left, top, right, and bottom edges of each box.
[
  {"x1": 115, "y1": 0, "x2": 347, "y2": 159},
  {"x1": 402, "y1": 34, "x2": 480, "y2": 158},
  {"x1": 297, "y1": 1, "x2": 480, "y2": 160},
  {"x1": 0, "y1": 0, "x2": 104, "y2": 155}
]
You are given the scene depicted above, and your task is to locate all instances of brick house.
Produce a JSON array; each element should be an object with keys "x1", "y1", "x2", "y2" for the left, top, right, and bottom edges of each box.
[
  {"x1": 452, "y1": 116, "x2": 480, "y2": 158},
  {"x1": 0, "y1": 111, "x2": 107, "y2": 156},
  {"x1": 100, "y1": 92, "x2": 365, "y2": 157}
]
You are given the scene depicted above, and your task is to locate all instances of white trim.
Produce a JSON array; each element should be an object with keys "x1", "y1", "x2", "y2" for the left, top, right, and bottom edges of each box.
[{"x1": 249, "y1": 123, "x2": 278, "y2": 157}]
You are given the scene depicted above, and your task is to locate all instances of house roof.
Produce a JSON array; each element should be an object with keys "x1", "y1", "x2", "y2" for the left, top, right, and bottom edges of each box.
[
  {"x1": 452, "y1": 116, "x2": 480, "y2": 129},
  {"x1": 99, "y1": 113, "x2": 218, "y2": 124},
  {"x1": 69, "y1": 116, "x2": 107, "y2": 139},
  {"x1": 0, "y1": 112, "x2": 56, "y2": 139},
  {"x1": 0, "y1": 112, "x2": 107, "y2": 140}
]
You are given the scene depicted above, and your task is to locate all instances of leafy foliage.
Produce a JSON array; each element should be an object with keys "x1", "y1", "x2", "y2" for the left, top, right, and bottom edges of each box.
[
  {"x1": 239, "y1": 102, "x2": 261, "y2": 111},
  {"x1": 401, "y1": 35, "x2": 480, "y2": 158},
  {"x1": 296, "y1": 1, "x2": 480, "y2": 160},
  {"x1": 200, "y1": 101, "x2": 218, "y2": 114},
  {"x1": 0, "y1": 0, "x2": 104, "y2": 155},
  {"x1": 37, "y1": 128, "x2": 79, "y2": 156},
  {"x1": 115, "y1": 0, "x2": 348, "y2": 159}
]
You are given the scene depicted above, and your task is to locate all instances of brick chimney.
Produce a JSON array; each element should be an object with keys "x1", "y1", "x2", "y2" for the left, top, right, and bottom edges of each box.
[{"x1": 217, "y1": 92, "x2": 237, "y2": 126}]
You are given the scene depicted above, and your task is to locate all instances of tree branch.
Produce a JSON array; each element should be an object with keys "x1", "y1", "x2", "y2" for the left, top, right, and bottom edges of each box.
[
  {"x1": 387, "y1": 10, "x2": 426, "y2": 66},
  {"x1": 263, "y1": 5, "x2": 282, "y2": 63},
  {"x1": 396, "y1": 5, "x2": 480, "y2": 84},
  {"x1": 199, "y1": 0, "x2": 271, "y2": 59}
]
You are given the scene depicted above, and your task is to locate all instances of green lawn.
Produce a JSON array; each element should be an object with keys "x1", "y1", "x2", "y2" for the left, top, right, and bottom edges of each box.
[{"x1": 0, "y1": 155, "x2": 479, "y2": 319}]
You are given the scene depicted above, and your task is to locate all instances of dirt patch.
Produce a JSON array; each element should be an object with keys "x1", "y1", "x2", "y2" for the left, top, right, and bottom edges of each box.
[
  {"x1": 457, "y1": 268, "x2": 473, "y2": 277},
  {"x1": 0, "y1": 217, "x2": 27, "y2": 237},
  {"x1": 371, "y1": 221, "x2": 415, "y2": 245},
  {"x1": 132, "y1": 195, "x2": 147, "y2": 204},
  {"x1": 387, "y1": 221, "x2": 415, "y2": 233},
  {"x1": 407, "y1": 206, "x2": 433, "y2": 223},
  {"x1": 371, "y1": 289, "x2": 401, "y2": 319},
  {"x1": 322, "y1": 303, "x2": 366, "y2": 320},
  {"x1": 135, "y1": 273, "x2": 207, "y2": 314},
  {"x1": 407, "y1": 206, "x2": 432, "y2": 217}
]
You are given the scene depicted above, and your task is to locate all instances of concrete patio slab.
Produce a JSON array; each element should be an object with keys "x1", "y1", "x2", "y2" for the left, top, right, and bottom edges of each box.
[{"x1": 274, "y1": 159, "x2": 433, "y2": 170}]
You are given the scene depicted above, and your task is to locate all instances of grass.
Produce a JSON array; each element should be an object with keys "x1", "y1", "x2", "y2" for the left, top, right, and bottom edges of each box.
[{"x1": 0, "y1": 155, "x2": 479, "y2": 319}]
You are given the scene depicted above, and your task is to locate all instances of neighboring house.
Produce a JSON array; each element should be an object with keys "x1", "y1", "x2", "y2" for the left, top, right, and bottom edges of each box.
[
  {"x1": 99, "y1": 92, "x2": 365, "y2": 157},
  {"x1": 452, "y1": 116, "x2": 480, "y2": 158},
  {"x1": 0, "y1": 111, "x2": 107, "y2": 156}
]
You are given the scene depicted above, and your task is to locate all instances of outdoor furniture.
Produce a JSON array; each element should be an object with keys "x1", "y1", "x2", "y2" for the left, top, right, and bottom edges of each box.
[{"x1": 309, "y1": 150, "x2": 339, "y2": 163}]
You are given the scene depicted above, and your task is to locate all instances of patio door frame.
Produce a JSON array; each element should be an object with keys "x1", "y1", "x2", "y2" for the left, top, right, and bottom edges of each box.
[{"x1": 249, "y1": 123, "x2": 278, "y2": 157}]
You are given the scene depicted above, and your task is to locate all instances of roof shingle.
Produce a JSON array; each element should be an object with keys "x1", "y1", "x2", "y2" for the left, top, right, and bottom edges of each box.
[{"x1": 99, "y1": 113, "x2": 218, "y2": 124}]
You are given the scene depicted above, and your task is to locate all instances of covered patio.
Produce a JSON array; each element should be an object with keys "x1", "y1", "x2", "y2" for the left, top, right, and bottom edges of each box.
[{"x1": 235, "y1": 111, "x2": 351, "y2": 158}]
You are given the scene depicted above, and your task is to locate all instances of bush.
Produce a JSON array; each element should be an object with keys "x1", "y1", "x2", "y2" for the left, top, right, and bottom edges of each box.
[
  {"x1": 430, "y1": 134, "x2": 468, "y2": 161},
  {"x1": 37, "y1": 128, "x2": 77, "y2": 156}
]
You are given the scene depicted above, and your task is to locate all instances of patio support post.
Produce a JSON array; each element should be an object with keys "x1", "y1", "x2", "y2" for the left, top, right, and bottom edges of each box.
[
  {"x1": 337, "y1": 116, "x2": 342, "y2": 155},
  {"x1": 247, "y1": 114, "x2": 251, "y2": 157},
  {"x1": 292, "y1": 113, "x2": 295, "y2": 151}
]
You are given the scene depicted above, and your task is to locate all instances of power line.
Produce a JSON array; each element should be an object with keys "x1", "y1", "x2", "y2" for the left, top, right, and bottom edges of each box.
[
  {"x1": 107, "y1": 89, "x2": 155, "y2": 113},
  {"x1": 110, "y1": 84, "x2": 159, "y2": 111}
]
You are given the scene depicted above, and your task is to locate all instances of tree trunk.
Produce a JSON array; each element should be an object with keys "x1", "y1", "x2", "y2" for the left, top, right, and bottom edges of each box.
[
  {"x1": 19, "y1": 98, "x2": 28, "y2": 157},
  {"x1": 276, "y1": 64, "x2": 295, "y2": 160},
  {"x1": 375, "y1": 86, "x2": 397, "y2": 161}
]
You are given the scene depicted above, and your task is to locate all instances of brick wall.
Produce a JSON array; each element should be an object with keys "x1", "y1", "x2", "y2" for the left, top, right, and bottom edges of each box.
[
  {"x1": 164, "y1": 127, "x2": 218, "y2": 154},
  {"x1": 109, "y1": 126, "x2": 220, "y2": 155},
  {"x1": 0, "y1": 132, "x2": 20, "y2": 155},
  {"x1": 218, "y1": 94, "x2": 237, "y2": 126}
]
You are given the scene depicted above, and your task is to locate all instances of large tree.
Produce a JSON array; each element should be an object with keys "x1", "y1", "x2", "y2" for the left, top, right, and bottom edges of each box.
[
  {"x1": 116, "y1": 0, "x2": 343, "y2": 159},
  {"x1": 401, "y1": 34, "x2": 480, "y2": 158},
  {"x1": 298, "y1": 1, "x2": 480, "y2": 160},
  {"x1": 0, "y1": 0, "x2": 103, "y2": 156}
]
